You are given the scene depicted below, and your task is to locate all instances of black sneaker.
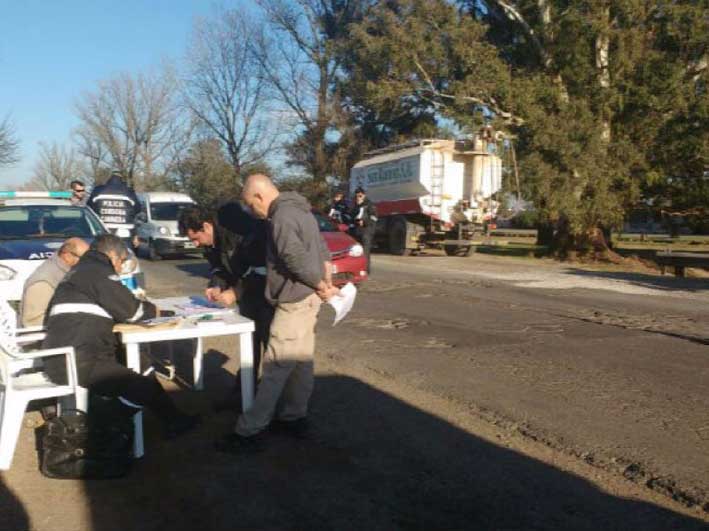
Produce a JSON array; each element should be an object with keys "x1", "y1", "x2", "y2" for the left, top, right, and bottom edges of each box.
[
  {"x1": 214, "y1": 432, "x2": 266, "y2": 454},
  {"x1": 270, "y1": 418, "x2": 310, "y2": 439},
  {"x1": 164, "y1": 414, "x2": 202, "y2": 440}
]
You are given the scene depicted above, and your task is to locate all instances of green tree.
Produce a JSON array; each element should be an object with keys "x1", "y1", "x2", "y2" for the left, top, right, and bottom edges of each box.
[
  {"x1": 173, "y1": 138, "x2": 273, "y2": 208},
  {"x1": 172, "y1": 139, "x2": 240, "y2": 208},
  {"x1": 343, "y1": 0, "x2": 708, "y2": 255}
]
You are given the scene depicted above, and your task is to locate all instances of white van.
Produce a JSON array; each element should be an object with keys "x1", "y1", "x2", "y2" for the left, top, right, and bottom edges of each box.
[{"x1": 135, "y1": 192, "x2": 199, "y2": 260}]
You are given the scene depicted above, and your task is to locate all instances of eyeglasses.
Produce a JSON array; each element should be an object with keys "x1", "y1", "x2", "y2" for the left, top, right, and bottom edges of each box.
[{"x1": 73, "y1": 188, "x2": 86, "y2": 194}]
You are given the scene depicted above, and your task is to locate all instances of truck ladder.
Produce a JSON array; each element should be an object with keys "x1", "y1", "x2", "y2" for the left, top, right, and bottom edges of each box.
[{"x1": 429, "y1": 150, "x2": 444, "y2": 230}]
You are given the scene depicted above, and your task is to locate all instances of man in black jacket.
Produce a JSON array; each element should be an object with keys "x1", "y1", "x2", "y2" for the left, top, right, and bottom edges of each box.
[
  {"x1": 178, "y1": 203, "x2": 274, "y2": 394},
  {"x1": 216, "y1": 174, "x2": 338, "y2": 452},
  {"x1": 87, "y1": 172, "x2": 140, "y2": 245},
  {"x1": 350, "y1": 186, "x2": 377, "y2": 273},
  {"x1": 328, "y1": 191, "x2": 350, "y2": 225},
  {"x1": 44, "y1": 234, "x2": 199, "y2": 439}
]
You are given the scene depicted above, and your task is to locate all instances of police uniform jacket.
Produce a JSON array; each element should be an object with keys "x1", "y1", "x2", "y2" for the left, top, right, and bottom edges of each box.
[
  {"x1": 205, "y1": 202, "x2": 268, "y2": 293},
  {"x1": 87, "y1": 175, "x2": 140, "y2": 230},
  {"x1": 43, "y1": 250, "x2": 156, "y2": 381}
]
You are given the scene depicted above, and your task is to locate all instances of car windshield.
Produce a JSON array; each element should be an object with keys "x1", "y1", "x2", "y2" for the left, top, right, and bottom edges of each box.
[
  {"x1": 149, "y1": 202, "x2": 193, "y2": 221},
  {"x1": 0, "y1": 205, "x2": 105, "y2": 240},
  {"x1": 313, "y1": 213, "x2": 338, "y2": 232}
]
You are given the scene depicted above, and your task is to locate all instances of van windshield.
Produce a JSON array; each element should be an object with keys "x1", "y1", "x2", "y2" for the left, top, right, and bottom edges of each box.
[{"x1": 150, "y1": 202, "x2": 193, "y2": 221}]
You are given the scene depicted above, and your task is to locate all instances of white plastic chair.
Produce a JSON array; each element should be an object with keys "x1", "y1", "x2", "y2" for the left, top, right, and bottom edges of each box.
[{"x1": 0, "y1": 299, "x2": 81, "y2": 470}]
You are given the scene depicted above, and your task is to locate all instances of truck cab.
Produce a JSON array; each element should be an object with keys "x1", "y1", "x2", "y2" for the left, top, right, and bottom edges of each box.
[{"x1": 135, "y1": 192, "x2": 199, "y2": 260}]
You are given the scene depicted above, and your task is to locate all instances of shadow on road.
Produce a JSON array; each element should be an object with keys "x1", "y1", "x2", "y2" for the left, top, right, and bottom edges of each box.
[
  {"x1": 0, "y1": 475, "x2": 30, "y2": 530},
  {"x1": 565, "y1": 267, "x2": 709, "y2": 292},
  {"x1": 66, "y1": 371, "x2": 708, "y2": 531}
]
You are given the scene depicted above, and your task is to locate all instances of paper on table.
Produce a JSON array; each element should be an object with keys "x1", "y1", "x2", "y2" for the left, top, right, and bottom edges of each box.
[{"x1": 328, "y1": 282, "x2": 357, "y2": 326}]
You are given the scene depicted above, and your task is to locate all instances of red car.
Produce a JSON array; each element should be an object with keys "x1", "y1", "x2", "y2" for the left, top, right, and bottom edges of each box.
[{"x1": 313, "y1": 213, "x2": 368, "y2": 286}]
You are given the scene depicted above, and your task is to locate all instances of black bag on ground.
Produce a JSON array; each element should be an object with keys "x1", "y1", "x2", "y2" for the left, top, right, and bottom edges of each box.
[{"x1": 39, "y1": 401, "x2": 134, "y2": 479}]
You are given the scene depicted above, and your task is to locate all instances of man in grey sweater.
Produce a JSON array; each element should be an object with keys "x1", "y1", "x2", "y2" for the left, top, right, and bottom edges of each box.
[
  {"x1": 21, "y1": 237, "x2": 89, "y2": 327},
  {"x1": 217, "y1": 174, "x2": 338, "y2": 452}
]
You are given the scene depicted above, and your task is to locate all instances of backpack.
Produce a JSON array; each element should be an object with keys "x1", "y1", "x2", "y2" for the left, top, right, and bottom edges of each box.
[{"x1": 39, "y1": 403, "x2": 134, "y2": 480}]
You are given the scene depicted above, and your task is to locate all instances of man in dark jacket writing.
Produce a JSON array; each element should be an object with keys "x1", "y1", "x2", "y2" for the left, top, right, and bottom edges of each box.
[
  {"x1": 44, "y1": 234, "x2": 199, "y2": 439},
  {"x1": 217, "y1": 174, "x2": 338, "y2": 452},
  {"x1": 178, "y1": 203, "x2": 274, "y2": 396}
]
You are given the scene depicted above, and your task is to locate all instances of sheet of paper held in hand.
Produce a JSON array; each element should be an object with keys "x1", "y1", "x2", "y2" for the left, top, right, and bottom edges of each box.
[{"x1": 328, "y1": 282, "x2": 357, "y2": 326}]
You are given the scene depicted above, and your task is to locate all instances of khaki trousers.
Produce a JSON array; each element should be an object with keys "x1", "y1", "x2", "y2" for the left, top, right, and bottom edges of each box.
[{"x1": 235, "y1": 293, "x2": 322, "y2": 436}]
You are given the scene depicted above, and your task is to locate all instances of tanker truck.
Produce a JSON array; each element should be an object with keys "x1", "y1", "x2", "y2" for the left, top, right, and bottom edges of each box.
[{"x1": 349, "y1": 134, "x2": 503, "y2": 256}]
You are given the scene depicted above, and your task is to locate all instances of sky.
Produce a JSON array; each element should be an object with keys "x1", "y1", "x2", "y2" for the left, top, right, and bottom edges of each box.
[{"x1": 0, "y1": 0, "x2": 227, "y2": 188}]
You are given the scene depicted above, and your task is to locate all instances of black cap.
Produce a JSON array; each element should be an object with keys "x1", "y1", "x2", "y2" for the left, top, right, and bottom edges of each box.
[{"x1": 354, "y1": 186, "x2": 366, "y2": 194}]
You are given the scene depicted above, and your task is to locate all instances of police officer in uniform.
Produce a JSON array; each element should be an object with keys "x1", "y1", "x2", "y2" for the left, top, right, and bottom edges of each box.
[
  {"x1": 87, "y1": 171, "x2": 140, "y2": 246},
  {"x1": 350, "y1": 186, "x2": 377, "y2": 274},
  {"x1": 43, "y1": 234, "x2": 200, "y2": 439},
  {"x1": 179, "y1": 203, "x2": 274, "y2": 402}
]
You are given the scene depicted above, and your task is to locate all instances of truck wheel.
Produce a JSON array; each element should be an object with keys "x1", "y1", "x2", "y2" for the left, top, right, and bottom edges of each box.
[
  {"x1": 148, "y1": 241, "x2": 162, "y2": 261},
  {"x1": 444, "y1": 245, "x2": 474, "y2": 257},
  {"x1": 389, "y1": 216, "x2": 413, "y2": 256}
]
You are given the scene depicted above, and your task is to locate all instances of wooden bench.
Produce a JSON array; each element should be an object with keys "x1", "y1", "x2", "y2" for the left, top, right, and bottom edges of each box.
[{"x1": 655, "y1": 251, "x2": 709, "y2": 277}]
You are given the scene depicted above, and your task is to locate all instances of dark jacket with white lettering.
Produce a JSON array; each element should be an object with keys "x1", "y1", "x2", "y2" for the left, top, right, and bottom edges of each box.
[
  {"x1": 43, "y1": 250, "x2": 156, "y2": 382},
  {"x1": 87, "y1": 175, "x2": 140, "y2": 230}
]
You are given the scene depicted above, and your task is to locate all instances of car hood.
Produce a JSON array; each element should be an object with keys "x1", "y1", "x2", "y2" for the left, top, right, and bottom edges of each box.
[
  {"x1": 321, "y1": 231, "x2": 357, "y2": 254},
  {"x1": 0, "y1": 238, "x2": 71, "y2": 260}
]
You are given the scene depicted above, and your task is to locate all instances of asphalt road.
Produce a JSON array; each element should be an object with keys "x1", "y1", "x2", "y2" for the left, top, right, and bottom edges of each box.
[
  {"x1": 3, "y1": 251, "x2": 708, "y2": 530},
  {"x1": 141, "y1": 252, "x2": 709, "y2": 520}
]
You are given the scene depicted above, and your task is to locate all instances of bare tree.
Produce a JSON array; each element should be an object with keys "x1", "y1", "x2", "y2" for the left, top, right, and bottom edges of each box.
[
  {"x1": 74, "y1": 68, "x2": 191, "y2": 190},
  {"x1": 254, "y1": 0, "x2": 365, "y2": 185},
  {"x1": 183, "y1": 8, "x2": 275, "y2": 183},
  {"x1": 30, "y1": 142, "x2": 87, "y2": 190},
  {"x1": 0, "y1": 114, "x2": 20, "y2": 166}
]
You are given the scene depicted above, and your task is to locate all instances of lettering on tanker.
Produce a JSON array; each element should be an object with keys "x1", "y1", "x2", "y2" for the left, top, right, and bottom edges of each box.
[{"x1": 362, "y1": 156, "x2": 418, "y2": 188}]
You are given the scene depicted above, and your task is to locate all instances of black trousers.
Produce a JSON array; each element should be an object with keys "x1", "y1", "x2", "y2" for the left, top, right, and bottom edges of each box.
[
  {"x1": 84, "y1": 360, "x2": 182, "y2": 424},
  {"x1": 354, "y1": 226, "x2": 375, "y2": 274},
  {"x1": 237, "y1": 273, "x2": 275, "y2": 387}
]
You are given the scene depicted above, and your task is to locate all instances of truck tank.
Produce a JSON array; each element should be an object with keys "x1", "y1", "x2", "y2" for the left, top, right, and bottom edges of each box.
[{"x1": 349, "y1": 137, "x2": 503, "y2": 256}]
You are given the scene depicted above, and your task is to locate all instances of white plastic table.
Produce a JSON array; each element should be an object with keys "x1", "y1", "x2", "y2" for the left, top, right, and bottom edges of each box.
[{"x1": 116, "y1": 297, "x2": 255, "y2": 457}]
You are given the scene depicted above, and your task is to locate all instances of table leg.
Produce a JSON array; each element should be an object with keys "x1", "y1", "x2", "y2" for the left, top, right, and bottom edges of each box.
[
  {"x1": 193, "y1": 337, "x2": 204, "y2": 390},
  {"x1": 239, "y1": 332, "x2": 254, "y2": 411},
  {"x1": 124, "y1": 342, "x2": 145, "y2": 459}
]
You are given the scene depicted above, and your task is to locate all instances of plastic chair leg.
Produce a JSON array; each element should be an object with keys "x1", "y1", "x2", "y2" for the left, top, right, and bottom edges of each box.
[
  {"x1": 57, "y1": 387, "x2": 89, "y2": 414},
  {"x1": 0, "y1": 392, "x2": 29, "y2": 470}
]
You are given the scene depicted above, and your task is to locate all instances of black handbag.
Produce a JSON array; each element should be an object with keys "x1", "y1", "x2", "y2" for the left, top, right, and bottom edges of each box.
[{"x1": 39, "y1": 407, "x2": 134, "y2": 479}]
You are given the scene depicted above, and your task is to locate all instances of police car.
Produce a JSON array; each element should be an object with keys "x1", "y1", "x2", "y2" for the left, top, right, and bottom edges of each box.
[{"x1": 0, "y1": 191, "x2": 144, "y2": 302}]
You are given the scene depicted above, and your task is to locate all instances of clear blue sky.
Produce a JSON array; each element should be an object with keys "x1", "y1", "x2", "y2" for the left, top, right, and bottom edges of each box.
[{"x1": 0, "y1": 0, "x2": 229, "y2": 187}]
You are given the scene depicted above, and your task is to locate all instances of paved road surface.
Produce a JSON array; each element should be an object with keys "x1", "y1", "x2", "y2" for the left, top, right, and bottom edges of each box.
[
  {"x1": 2, "y1": 252, "x2": 708, "y2": 530},
  {"x1": 143, "y1": 252, "x2": 709, "y2": 516}
]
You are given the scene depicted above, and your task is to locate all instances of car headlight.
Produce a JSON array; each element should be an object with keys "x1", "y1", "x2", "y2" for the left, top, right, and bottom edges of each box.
[
  {"x1": 349, "y1": 244, "x2": 364, "y2": 257},
  {"x1": 0, "y1": 264, "x2": 17, "y2": 281},
  {"x1": 158, "y1": 226, "x2": 169, "y2": 236},
  {"x1": 121, "y1": 249, "x2": 139, "y2": 274}
]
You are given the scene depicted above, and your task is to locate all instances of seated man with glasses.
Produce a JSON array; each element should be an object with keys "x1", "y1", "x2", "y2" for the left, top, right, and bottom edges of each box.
[
  {"x1": 21, "y1": 237, "x2": 89, "y2": 327},
  {"x1": 43, "y1": 234, "x2": 200, "y2": 440},
  {"x1": 70, "y1": 180, "x2": 87, "y2": 206}
]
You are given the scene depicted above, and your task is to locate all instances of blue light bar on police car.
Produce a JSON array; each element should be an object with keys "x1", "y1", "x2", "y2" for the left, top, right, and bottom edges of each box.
[{"x1": 0, "y1": 191, "x2": 72, "y2": 199}]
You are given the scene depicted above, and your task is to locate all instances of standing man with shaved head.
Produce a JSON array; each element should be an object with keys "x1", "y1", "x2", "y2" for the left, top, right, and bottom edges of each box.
[
  {"x1": 21, "y1": 237, "x2": 90, "y2": 327},
  {"x1": 217, "y1": 174, "x2": 339, "y2": 452}
]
